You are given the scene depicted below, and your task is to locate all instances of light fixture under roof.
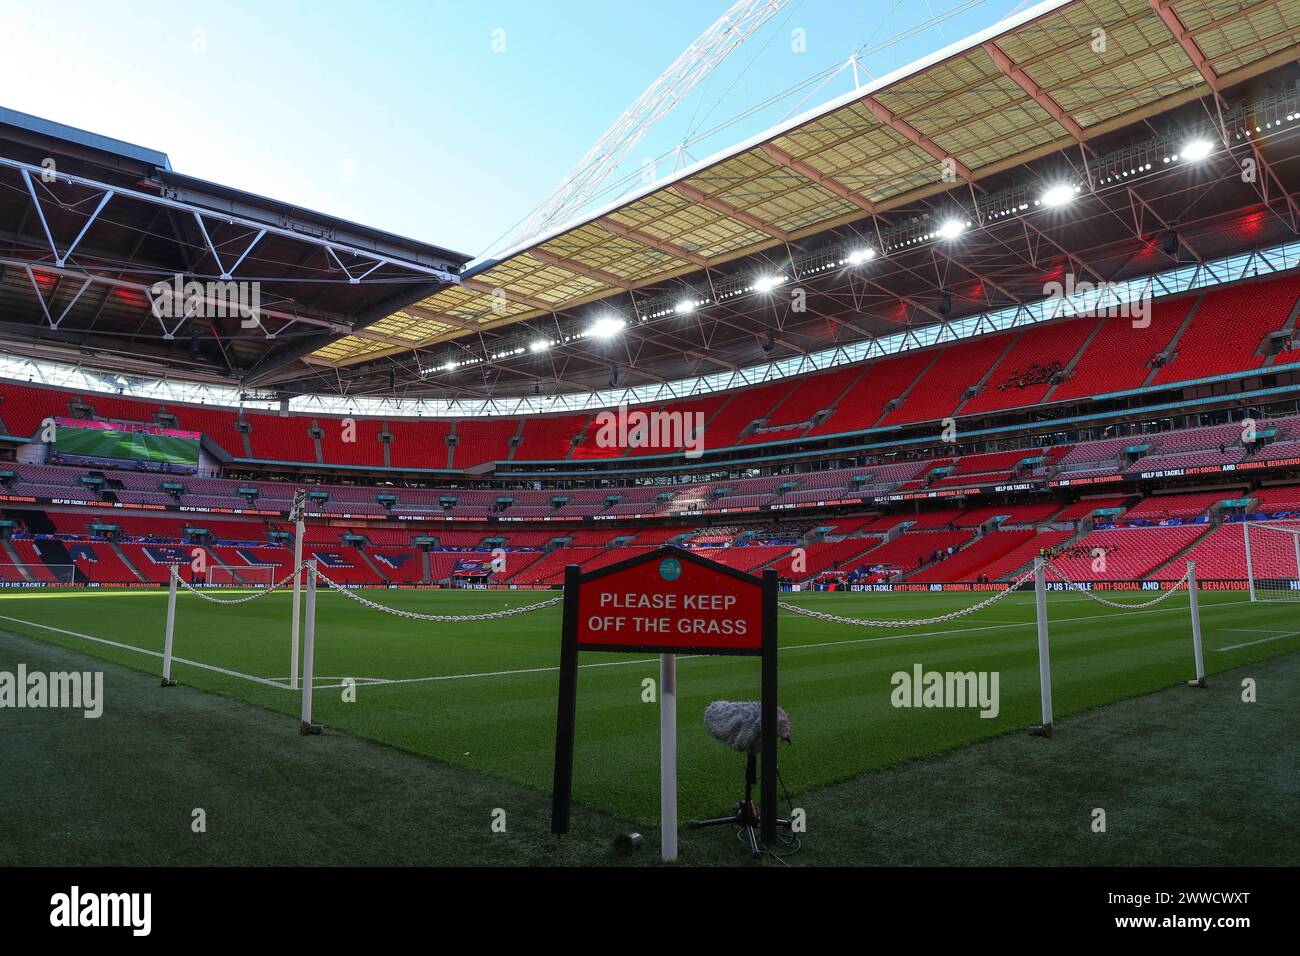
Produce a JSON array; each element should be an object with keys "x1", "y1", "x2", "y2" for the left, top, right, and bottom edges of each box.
[
  {"x1": 752, "y1": 274, "x2": 784, "y2": 293},
  {"x1": 1181, "y1": 138, "x2": 1214, "y2": 162},
  {"x1": 674, "y1": 299, "x2": 696, "y2": 314},
  {"x1": 1040, "y1": 183, "x2": 1078, "y2": 207},
  {"x1": 937, "y1": 219, "x2": 966, "y2": 240},
  {"x1": 846, "y1": 247, "x2": 876, "y2": 265},
  {"x1": 528, "y1": 338, "x2": 550, "y2": 353},
  {"x1": 588, "y1": 315, "x2": 626, "y2": 339}
]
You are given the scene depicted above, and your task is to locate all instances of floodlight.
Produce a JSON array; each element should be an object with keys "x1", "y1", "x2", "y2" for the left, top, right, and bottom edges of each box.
[
  {"x1": 937, "y1": 219, "x2": 965, "y2": 240},
  {"x1": 1182, "y1": 138, "x2": 1213, "y2": 162},
  {"x1": 589, "y1": 315, "x2": 626, "y2": 339},
  {"x1": 846, "y1": 248, "x2": 876, "y2": 265},
  {"x1": 529, "y1": 339, "x2": 550, "y2": 353},
  {"x1": 752, "y1": 274, "x2": 784, "y2": 293},
  {"x1": 1041, "y1": 184, "x2": 1077, "y2": 207}
]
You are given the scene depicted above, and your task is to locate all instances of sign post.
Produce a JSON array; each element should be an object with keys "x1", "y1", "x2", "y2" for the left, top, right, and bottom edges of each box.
[
  {"x1": 659, "y1": 653, "x2": 677, "y2": 861},
  {"x1": 550, "y1": 546, "x2": 778, "y2": 858}
]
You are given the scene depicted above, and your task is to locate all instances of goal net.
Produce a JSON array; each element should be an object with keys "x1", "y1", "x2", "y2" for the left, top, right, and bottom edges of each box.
[
  {"x1": 206, "y1": 564, "x2": 277, "y2": 588},
  {"x1": 1243, "y1": 522, "x2": 1300, "y2": 602},
  {"x1": 0, "y1": 563, "x2": 78, "y2": 586}
]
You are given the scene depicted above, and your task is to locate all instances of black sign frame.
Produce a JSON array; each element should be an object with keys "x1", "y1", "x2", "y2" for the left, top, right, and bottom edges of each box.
[{"x1": 550, "y1": 545, "x2": 779, "y2": 850}]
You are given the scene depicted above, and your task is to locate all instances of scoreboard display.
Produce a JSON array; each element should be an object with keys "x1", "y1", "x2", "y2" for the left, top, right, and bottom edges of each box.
[{"x1": 52, "y1": 417, "x2": 201, "y2": 468}]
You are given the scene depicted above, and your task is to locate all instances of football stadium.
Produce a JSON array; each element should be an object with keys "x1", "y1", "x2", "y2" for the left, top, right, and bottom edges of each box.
[{"x1": 1, "y1": 0, "x2": 1298, "y2": 901}]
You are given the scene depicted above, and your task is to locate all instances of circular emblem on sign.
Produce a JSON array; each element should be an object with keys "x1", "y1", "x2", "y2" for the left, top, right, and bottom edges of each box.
[{"x1": 658, "y1": 557, "x2": 682, "y2": 582}]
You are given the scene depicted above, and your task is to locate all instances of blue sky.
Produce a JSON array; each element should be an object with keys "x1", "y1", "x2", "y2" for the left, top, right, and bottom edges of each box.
[{"x1": 3, "y1": 0, "x2": 1029, "y2": 261}]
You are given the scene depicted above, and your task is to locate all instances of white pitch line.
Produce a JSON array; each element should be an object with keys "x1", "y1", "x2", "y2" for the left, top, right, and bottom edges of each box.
[
  {"x1": 353, "y1": 653, "x2": 709, "y2": 687},
  {"x1": 0, "y1": 612, "x2": 697, "y2": 690},
  {"x1": 780, "y1": 595, "x2": 1250, "y2": 654},
  {"x1": 0, "y1": 614, "x2": 284, "y2": 689},
  {"x1": 1216, "y1": 631, "x2": 1300, "y2": 652},
  {"x1": 0, "y1": 593, "x2": 1261, "y2": 691},
  {"x1": 291, "y1": 596, "x2": 1255, "y2": 687}
]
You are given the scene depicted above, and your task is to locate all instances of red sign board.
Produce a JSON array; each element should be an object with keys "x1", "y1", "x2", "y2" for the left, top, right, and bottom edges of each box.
[
  {"x1": 575, "y1": 551, "x2": 763, "y2": 653},
  {"x1": 552, "y1": 546, "x2": 779, "y2": 847}
]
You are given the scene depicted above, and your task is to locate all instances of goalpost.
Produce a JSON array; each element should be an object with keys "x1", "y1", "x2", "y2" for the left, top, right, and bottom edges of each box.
[
  {"x1": 0, "y1": 563, "x2": 78, "y2": 585},
  {"x1": 205, "y1": 564, "x2": 277, "y2": 587},
  {"x1": 1242, "y1": 522, "x2": 1300, "y2": 602}
]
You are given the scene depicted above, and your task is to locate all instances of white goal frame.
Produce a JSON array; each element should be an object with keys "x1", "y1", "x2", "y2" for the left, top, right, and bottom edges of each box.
[
  {"x1": 206, "y1": 564, "x2": 276, "y2": 588},
  {"x1": 1242, "y1": 522, "x2": 1300, "y2": 602},
  {"x1": 0, "y1": 562, "x2": 78, "y2": 585}
]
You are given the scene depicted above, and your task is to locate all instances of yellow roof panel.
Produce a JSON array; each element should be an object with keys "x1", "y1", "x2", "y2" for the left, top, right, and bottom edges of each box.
[{"x1": 318, "y1": 0, "x2": 1300, "y2": 369}]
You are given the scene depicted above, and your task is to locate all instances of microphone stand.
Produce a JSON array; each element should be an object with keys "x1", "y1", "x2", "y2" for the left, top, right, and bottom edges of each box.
[{"x1": 686, "y1": 751, "x2": 790, "y2": 858}]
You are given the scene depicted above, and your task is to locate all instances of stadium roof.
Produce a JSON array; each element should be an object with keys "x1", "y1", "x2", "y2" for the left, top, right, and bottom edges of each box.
[
  {"x1": 4, "y1": 0, "x2": 1300, "y2": 406},
  {"x1": 301, "y1": 0, "x2": 1300, "y2": 392},
  {"x1": 0, "y1": 106, "x2": 469, "y2": 389}
]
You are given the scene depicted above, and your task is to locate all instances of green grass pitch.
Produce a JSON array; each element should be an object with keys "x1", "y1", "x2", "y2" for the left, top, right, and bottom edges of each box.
[{"x1": 1, "y1": 583, "x2": 1297, "y2": 831}]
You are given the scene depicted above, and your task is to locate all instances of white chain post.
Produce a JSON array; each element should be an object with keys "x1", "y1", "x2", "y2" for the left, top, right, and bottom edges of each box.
[
  {"x1": 161, "y1": 564, "x2": 178, "y2": 687},
  {"x1": 1187, "y1": 560, "x2": 1207, "y2": 688},
  {"x1": 300, "y1": 559, "x2": 322, "y2": 735},
  {"x1": 1030, "y1": 556, "x2": 1053, "y2": 738},
  {"x1": 290, "y1": 513, "x2": 305, "y2": 690}
]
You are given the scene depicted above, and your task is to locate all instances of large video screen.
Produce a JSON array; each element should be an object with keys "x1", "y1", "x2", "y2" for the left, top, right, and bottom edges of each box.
[{"x1": 52, "y1": 417, "x2": 201, "y2": 468}]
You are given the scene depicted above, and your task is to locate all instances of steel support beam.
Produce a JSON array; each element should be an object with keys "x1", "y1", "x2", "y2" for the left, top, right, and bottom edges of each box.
[
  {"x1": 759, "y1": 142, "x2": 879, "y2": 213},
  {"x1": 983, "y1": 40, "x2": 1086, "y2": 142}
]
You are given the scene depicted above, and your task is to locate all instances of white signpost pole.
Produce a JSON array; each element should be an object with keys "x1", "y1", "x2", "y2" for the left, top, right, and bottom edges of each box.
[{"x1": 660, "y1": 652, "x2": 678, "y2": 862}]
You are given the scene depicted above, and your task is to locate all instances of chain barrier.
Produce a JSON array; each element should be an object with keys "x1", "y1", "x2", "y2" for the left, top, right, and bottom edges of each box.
[
  {"x1": 1044, "y1": 560, "x2": 1190, "y2": 610},
  {"x1": 173, "y1": 558, "x2": 1187, "y2": 623},
  {"x1": 777, "y1": 563, "x2": 1038, "y2": 628},
  {"x1": 311, "y1": 566, "x2": 563, "y2": 622},
  {"x1": 174, "y1": 567, "x2": 299, "y2": 605}
]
